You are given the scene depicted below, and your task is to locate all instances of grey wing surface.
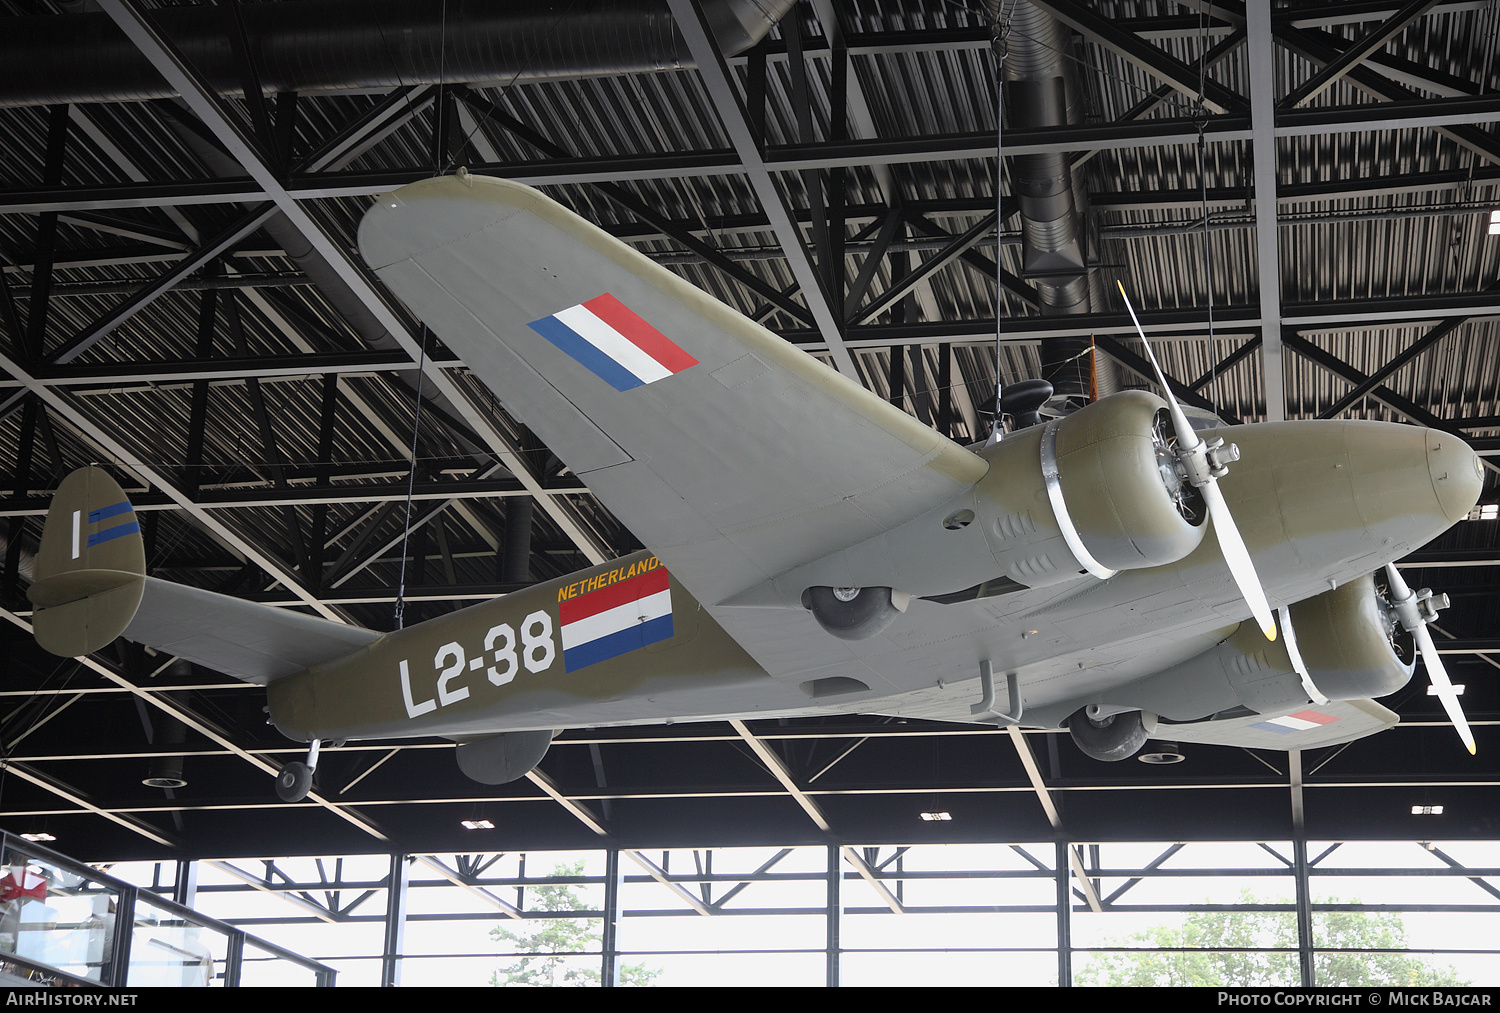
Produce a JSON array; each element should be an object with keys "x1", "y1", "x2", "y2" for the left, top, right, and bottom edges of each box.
[
  {"x1": 125, "y1": 577, "x2": 381, "y2": 684},
  {"x1": 359, "y1": 175, "x2": 987, "y2": 680}
]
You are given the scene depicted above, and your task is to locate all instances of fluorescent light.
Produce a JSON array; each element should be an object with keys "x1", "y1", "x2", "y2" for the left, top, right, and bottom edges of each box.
[
  {"x1": 19, "y1": 833, "x2": 55, "y2": 842},
  {"x1": 1468, "y1": 504, "x2": 1499, "y2": 521},
  {"x1": 1428, "y1": 683, "x2": 1465, "y2": 695},
  {"x1": 919, "y1": 811, "x2": 952, "y2": 822},
  {"x1": 1411, "y1": 805, "x2": 1444, "y2": 815},
  {"x1": 460, "y1": 819, "x2": 494, "y2": 830},
  {"x1": 1491, "y1": 210, "x2": 1500, "y2": 235}
]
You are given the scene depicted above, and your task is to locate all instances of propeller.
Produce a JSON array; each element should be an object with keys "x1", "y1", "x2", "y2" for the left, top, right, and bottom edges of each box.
[
  {"x1": 1116, "y1": 281, "x2": 1277, "y2": 642},
  {"x1": 1383, "y1": 563, "x2": 1475, "y2": 755}
]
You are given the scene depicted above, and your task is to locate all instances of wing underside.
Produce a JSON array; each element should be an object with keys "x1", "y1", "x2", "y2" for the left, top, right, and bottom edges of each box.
[
  {"x1": 1161, "y1": 698, "x2": 1399, "y2": 750},
  {"x1": 359, "y1": 175, "x2": 987, "y2": 622}
]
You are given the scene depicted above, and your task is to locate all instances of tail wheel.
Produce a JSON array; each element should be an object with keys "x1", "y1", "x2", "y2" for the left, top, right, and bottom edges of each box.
[
  {"x1": 1068, "y1": 707, "x2": 1149, "y2": 762},
  {"x1": 275, "y1": 761, "x2": 313, "y2": 802}
]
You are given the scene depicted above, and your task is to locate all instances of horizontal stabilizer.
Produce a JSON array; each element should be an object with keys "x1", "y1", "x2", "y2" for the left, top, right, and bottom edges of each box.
[
  {"x1": 124, "y1": 576, "x2": 380, "y2": 684},
  {"x1": 29, "y1": 467, "x2": 146, "y2": 657},
  {"x1": 1164, "y1": 698, "x2": 1398, "y2": 751}
]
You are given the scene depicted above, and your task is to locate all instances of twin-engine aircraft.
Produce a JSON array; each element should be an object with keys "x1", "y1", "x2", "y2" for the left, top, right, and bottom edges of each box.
[{"x1": 28, "y1": 172, "x2": 1483, "y2": 802}]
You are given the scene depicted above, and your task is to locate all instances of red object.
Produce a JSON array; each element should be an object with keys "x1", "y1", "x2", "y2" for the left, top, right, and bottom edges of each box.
[{"x1": 0, "y1": 869, "x2": 47, "y2": 904}]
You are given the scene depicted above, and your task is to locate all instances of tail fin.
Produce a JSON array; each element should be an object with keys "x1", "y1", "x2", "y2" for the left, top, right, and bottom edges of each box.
[{"x1": 27, "y1": 467, "x2": 146, "y2": 657}]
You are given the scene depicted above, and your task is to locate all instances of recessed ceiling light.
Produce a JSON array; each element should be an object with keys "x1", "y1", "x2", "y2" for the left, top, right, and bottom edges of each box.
[
  {"x1": 1411, "y1": 805, "x2": 1444, "y2": 815},
  {"x1": 919, "y1": 811, "x2": 952, "y2": 822},
  {"x1": 19, "y1": 833, "x2": 55, "y2": 843},
  {"x1": 461, "y1": 819, "x2": 494, "y2": 830}
]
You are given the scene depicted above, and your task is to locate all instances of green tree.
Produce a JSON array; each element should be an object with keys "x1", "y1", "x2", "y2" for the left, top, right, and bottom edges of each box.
[
  {"x1": 490, "y1": 861, "x2": 661, "y2": 987},
  {"x1": 1078, "y1": 892, "x2": 1468, "y2": 987}
]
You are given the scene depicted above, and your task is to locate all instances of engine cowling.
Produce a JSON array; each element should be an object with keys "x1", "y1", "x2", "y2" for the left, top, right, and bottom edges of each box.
[
  {"x1": 1108, "y1": 572, "x2": 1415, "y2": 721},
  {"x1": 976, "y1": 390, "x2": 1208, "y2": 587}
]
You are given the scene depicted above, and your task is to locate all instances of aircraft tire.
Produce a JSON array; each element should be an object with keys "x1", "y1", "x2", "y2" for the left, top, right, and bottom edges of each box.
[
  {"x1": 1067, "y1": 708, "x2": 1149, "y2": 762},
  {"x1": 275, "y1": 761, "x2": 313, "y2": 802},
  {"x1": 802, "y1": 586, "x2": 901, "y2": 641}
]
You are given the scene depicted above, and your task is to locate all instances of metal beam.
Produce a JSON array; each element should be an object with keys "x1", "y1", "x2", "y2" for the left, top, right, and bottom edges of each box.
[
  {"x1": 0, "y1": 607, "x2": 391, "y2": 844},
  {"x1": 1276, "y1": 23, "x2": 1500, "y2": 167},
  {"x1": 96, "y1": 0, "x2": 610, "y2": 567},
  {"x1": 840, "y1": 846, "x2": 904, "y2": 914},
  {"x1": 622, "y1": 850, "x2": 714, "y2": 916},
  {"x1": 729, "y1": 718, "x2": 832, "y2": 832},
  {"x1": 1065, "y1": 844, "x2": 1104, "y2": 914},
  {"x1": 1281, "y1": 333, "x2": 1449, "y2": 431},
  {"x1": 1032, "y1": 0, "x2": 1245, "y2": 113},
  {"x1": 525, "y1": 767, "x2": 609, "y2": 836},
  {"x1": 47, "y1": 205, "x2": 276, "y2": 365},
  {"x1": 1247, "y1": 1, "x2": 1285, "y2": 421},
  {"x1": 1317, "y1": 312, "x2": 1473, "y2": 419},
  {"x1": 848, "y1": 213, "x2": 998, "y2": 325},
  {"x1": 668, "y1": 0, "x2": 859, "y2": 378},
  {"x1": 1006, "y1": 726, "x2": 1062, "y2": 830},
  {"x1": 0, "y1": 344, "x2": 343, "y2": 618},
  {"x1": 455, "y1": 87, "x2": 816, "y2": 327},
  {"x1": 1280, "y1": 0, "x2": 1440, "y2": 109}
]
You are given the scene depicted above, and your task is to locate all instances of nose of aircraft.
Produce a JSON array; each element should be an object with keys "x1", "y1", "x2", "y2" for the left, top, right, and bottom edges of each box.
[{"x1": 1426, "y1": 428, "x2": 1484, "y2": 525}]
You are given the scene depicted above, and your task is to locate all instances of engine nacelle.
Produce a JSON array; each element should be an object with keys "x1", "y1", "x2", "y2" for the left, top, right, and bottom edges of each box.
[
  {"x1": 1108, "y1": 572, "x2": 1415, "y2": 721},
  {"x1": 976, "y1": 390, "x2": 1208, "y2": 587},
  {"x1": 745, "y1": 390, "x2": 1216, "y2": 607}
]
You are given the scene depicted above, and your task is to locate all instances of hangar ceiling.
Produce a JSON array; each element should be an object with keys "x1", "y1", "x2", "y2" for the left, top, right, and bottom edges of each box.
[{"x1": 0, "y1": 0, "x2": 1496, "y2": 862}]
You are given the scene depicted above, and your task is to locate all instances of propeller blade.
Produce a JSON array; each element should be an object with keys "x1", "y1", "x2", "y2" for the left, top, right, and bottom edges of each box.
[
  {"x1": 1413, "y1": 622, "x2": 1475, "y2": 755},
  {"x1": 1385, "y1": 564, "x2": 1475, "y2": 755},
  {"x1": 1202, "y1": 481, "x2": 1277, "y2": 641},
  {"x1": 1384, "y1": 561, "x2": 1413, "y2": 599},
  {"x1": 1118, "y1": 280, "x2": 1275, "y2": 641},
  {"x1": 1116, "y1": 281, "x2": 1200, "y2": 452}
]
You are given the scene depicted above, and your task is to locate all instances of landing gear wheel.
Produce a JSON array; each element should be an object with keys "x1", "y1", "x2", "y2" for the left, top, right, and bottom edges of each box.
[
  {"x1": 1068, "y1": 707, "x2": 1149, "y2": 762},
  {"x1": 801, "y1": 586, "x2": 901, "y2": 641},
  {"x1": 275, "y1": 761, "x2": 313, "y2": 802}
]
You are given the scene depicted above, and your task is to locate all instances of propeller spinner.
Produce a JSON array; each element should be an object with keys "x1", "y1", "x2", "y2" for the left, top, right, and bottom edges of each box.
[
  {"x1": 1383, "y1": 563, "x2": 1475, "y2": 755},
  {"x1": 1116, "y1": 281, "x2": 1277, "y2": 642}
]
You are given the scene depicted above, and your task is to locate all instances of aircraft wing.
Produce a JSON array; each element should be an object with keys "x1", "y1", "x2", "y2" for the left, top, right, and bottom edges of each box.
[
  {"x1": 124, "y1": 577, "x2": 381, "y2": 684},
  {"x1": 1161, "y1": 699, "x2": 1399, "y2": 751},
  {"x1": 359, "y1": 175, "x2": 987, "y2": 624}
]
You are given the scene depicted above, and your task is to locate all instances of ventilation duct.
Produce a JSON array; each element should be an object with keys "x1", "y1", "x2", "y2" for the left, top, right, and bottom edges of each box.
[
  {"x1": 0, "y1": 0, "x2": 794, "y2": 108},
  {"x1": 994, "y1": 3, "x2": 1117, "y2": 405}
]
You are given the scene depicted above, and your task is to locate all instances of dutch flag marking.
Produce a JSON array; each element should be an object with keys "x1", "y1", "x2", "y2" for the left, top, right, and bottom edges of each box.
[
  {"x1": 1250, "y1": 710, "x2": 1340, "y2": 735},
  {"x1": 528, "y1": 293, "x2": 698, "y2": 392},
  {"x1": 558, "y1": 564, "x2": 674, "y2": 673}
]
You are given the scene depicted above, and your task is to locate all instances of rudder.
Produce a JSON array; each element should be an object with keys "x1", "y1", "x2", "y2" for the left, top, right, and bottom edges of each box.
[{"x1": 28, "y1": 467, "x2": 146, "y2": 657}]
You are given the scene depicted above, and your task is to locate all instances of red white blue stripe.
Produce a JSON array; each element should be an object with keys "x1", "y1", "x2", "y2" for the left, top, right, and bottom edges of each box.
[
  {"x1": 558, "y1": 565, "x2": 674, "y2": 673},
  {"x1": 528, "y1": 293, "x2": 698, "y2": 392},
  {"x1": 1250, "y1": 710, "x2": 1340, "y2": 735}
]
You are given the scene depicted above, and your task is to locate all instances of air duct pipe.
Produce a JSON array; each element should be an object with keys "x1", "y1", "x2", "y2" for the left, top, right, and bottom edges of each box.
[
  {"x1": 0, "y1": 0, "x2": 795, "y2": 108},
  {"x1": 994, "y1": 3, "x2": 1117, "y2": 404}
]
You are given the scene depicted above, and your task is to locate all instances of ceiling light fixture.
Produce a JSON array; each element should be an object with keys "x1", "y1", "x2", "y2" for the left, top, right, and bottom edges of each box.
[
  {"x1": 1490, "y1": 209, "x2": 1500, "y2": 236},
  {"x1": 460, "y1": 819, "x2": 494, "y2": 830},
  {"x1": 1428, "y1": 683, "x2": 1465, "y2": 696},
  {"x1": 19, "y1": 833, "x2": 55, "y2": 843},
  {"x1": 919, "y1": 811, "x2": 952, "y2": 822},
  {"x1": 1411, "y1": 805, "x2": 1444, "y2": 815}
]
